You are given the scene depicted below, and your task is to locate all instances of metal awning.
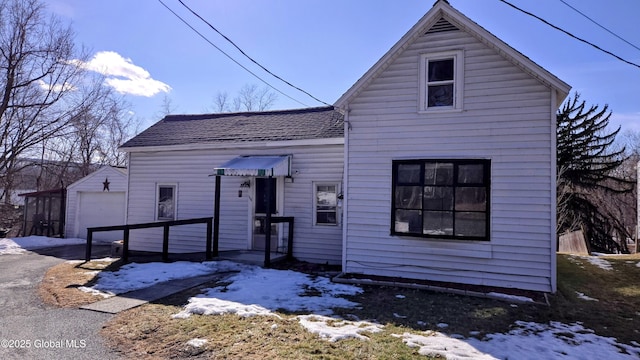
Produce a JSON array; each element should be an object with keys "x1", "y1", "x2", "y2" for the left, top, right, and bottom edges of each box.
[{"x1": 213, "y1": 155, "x2": 291, "y2": 177}]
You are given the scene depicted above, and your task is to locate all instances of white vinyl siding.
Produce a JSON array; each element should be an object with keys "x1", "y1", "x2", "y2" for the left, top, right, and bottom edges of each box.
[
  {"x1": 343, "y1": 27, "x2": 556, "y2": 292},
  {"x1": 126, "y1": 144, "x2": 343, "y2": 264},
  {"x1": 64, "y1": 166, "x2": 127, "y2": 240}
]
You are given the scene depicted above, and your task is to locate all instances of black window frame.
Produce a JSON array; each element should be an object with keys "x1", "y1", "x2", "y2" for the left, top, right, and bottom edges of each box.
[{"x1": 391, "y1": 159, "x2": 490, "y2": 241}]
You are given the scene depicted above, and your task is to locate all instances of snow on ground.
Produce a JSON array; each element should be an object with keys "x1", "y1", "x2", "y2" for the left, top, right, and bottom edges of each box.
[
  {"x1": 569, "y1": 254, "x2": 614, "y2": 271},
  {"x1": 4, "y1": 236, "x2": 640, "y2": 358},
  {"x1": 297, "y1": 314, "x2": 383, "y2": 342},
  {"x1": 186, "y1": 338, "x2": 207, "y2": 348},
  {"x1": 171, "y1": 265, "x2": 362, "y2": 318},
  {"x1": 575, "y1": 291, "x2": 599, "y2": 302},
  {"x1": 395, "y1": 321, "x2": 640, "y2": 359},
  {"x1": 89, "y1": 260, "x2": 245, "y2": 295},
  {"x1": 583, "y1": 256, "x2": 614, "y2": 271},
  {"x1": 0, "y1": 236, "x2": 87, "y2": 255}
]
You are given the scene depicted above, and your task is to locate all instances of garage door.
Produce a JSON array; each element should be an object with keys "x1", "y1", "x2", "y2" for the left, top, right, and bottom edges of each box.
[{"x1": 77, "y1": 192, "x2": 126, "y2": 242}]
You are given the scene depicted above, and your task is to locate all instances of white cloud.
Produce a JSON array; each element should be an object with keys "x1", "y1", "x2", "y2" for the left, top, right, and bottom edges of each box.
[
  {"x1": 77, "y1": 51, "x2": 171, "y2": 97},
  {"x1": 37, "y1": 79, "x2": 76, "y2": 93}
]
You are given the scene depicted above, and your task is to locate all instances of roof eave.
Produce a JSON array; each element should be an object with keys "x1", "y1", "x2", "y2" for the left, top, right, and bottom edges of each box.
[{"x1": 119, "y1": 137, "x2": 345, "y2": 153}]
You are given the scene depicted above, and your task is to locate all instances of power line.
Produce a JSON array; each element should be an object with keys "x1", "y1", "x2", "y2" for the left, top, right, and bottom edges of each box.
[
  {"x1": 177, "y1": 0, "x2": 331, "y2": 106},
  {"x1": 156, "y1": 0, "x2": 309, "y2": 107},
  {"x1": 497, "y1": 0, "x2": 640, "y2": 70},
  {"x1": 558, "y1": 0, "x2": 640, "y2": 52}
]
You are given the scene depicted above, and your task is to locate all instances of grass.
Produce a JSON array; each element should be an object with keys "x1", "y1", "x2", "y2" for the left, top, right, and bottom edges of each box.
[
  {"x1": 39, "y1": 258, "x2": 123, "y2": 308},
  {"x1": 40, "y1": 254, "x2": 640, "y2": 359}
]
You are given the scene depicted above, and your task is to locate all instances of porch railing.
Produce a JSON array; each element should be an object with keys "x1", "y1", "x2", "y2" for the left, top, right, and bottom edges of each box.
[
  {"x1": 264, "y1": 216, "x2": 294, "y2": 267},
  {"x1": 85, "y1": 217, "x2": 213, "y2": 262}
]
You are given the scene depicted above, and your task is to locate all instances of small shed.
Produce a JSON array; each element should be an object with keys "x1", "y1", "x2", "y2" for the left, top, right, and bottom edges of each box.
[{"x1": 65, "y1": 166, "x2": 127, "y2": 241}]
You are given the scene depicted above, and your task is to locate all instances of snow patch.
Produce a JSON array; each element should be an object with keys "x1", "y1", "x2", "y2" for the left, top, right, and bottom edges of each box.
[
  {"x1": 78, "y1": 286, "x2": 113, "y2": 298},
  {"x1": 173, "y1": 265, "x2": 362, "y2": 318},
  {"x1": 393, "y1": 331, "x2": 496, "y2": 359},
  {"x1": 575, "y1": 291, "x2": 599, "y2": 301},
  {"x1": 297, "y1": 315, "x2": 383, "y2": 342},
  {"x1": 0, "y1": 236, "x2": 87, "y2": 255},
  {"x1": 89, "y1": 260, "x2": 243, "y2": 295},
  {"x1": 186, "y1": 338, "x2": 207, "y2": 347}
]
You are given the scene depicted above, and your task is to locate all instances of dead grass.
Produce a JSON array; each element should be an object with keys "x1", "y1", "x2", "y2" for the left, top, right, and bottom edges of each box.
[
  {"x1": 38, "y1": 258, "x2": 122, "y2": 308},
  {"x1": 39, "y1": 254, "x2": 640, "y2": 359}
]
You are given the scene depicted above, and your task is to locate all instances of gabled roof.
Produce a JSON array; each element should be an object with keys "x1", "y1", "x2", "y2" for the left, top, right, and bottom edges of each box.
[
  {"x1": 335, "y1": 0, "x2": 571, "y2": 108},
  {"x1": 121, "y1": 106, "x2": 343, "y2": 151},
  {"x1": 66, "y1": 166, "x2": 128, "y2": 190}
]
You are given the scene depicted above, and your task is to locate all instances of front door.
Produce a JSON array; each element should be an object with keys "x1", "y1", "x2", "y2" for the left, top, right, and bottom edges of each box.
[{"x1": 253, "y1": 177, "x2": 278, "y2": 251}]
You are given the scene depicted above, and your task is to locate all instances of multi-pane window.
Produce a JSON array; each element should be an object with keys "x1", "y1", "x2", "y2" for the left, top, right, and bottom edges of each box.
[
  {"x1": 419, "y1": 51, "x2": 464, "y2": 111},
  {"x1": 315, "y1": 183, "x2": 339, "y2": 225},
  {"x1": 391, "y1": 160, "x2": 489, "y2": 240},
  {"x1": 427, "y1": 58, "x2": 454, "y2": 107},
  {"x1": 157, "y1": 184, "x2": 176, "y2": 221}
]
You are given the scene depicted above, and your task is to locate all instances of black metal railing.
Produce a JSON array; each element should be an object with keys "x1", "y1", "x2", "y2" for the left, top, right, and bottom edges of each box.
[
  {"x1": 85, "y1": 217, "x2": 213, "y2": 262},
  {"x1": 264, "y1": 216, "x2": 294, "y2": 267}
]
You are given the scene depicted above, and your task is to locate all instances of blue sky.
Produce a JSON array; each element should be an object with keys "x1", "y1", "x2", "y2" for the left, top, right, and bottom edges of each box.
[{"x1": 44, "y1": 0, "x2": 640, "y2": 133}]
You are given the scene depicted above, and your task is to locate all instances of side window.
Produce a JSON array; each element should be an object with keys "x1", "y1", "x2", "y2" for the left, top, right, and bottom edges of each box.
[
  {"x1": 314, "y1": 183, "x2": 339, "y2": 226},
  {"x1": 419, "y1": 50, "x2": 464, "y2": 111},
  {"x1": 157, "y1": 184, "x2": 176, "y2": 221}
]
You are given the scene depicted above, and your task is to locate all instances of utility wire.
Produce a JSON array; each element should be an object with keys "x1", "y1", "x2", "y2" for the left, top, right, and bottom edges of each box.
[
  {"x1": 157, "y1": 0, "x2": 309, "y2": 107},
  {"x1": 498, "y1": 0, "x2": 640, "y2": 70},
  {"x1": 177, "y1": 0, "x2": 331, "y2": 106},
  {"x1": 558, "y1": 0, "x2": 640, "y2": 52}
]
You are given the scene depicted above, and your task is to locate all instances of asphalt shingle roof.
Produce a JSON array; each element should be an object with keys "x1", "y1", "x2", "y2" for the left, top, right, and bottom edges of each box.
[{"x1": 121, "y1": 106, "x2": 343, "y2": 149}]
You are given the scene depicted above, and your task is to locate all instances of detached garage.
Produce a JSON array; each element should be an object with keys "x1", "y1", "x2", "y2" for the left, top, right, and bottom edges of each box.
[{"x1": 65, "y1": 166, "x2": 127, "y2": 241}]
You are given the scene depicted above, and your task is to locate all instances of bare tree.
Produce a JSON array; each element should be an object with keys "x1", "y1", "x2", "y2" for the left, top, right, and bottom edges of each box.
[
  {"x1": 211, "y1": 91, "x2": 230, "y2": 113},
  {"x1": 211, "y1": 84, "x2": 277, "y2": 113},
  {"x1": 0, "y1": 0, "x2": 101, "y2": 196},
  {"x1": 157, "y1": 93, "x2": 177, "y2": 118}
]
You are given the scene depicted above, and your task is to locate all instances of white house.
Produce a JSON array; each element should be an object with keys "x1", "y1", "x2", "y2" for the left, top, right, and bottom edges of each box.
[
  {"x1": 120, "y1": 1, "x2": 569, "y2": 293},
  {"x1": 65, "y1": 166, "x2": 127, "y2": 242},
  {"x1": 335, "y1": 0, "x2": 570, "y2": 293},
  {"x1": 119, "y1": 107, "x2": 345, "y2": 264}
]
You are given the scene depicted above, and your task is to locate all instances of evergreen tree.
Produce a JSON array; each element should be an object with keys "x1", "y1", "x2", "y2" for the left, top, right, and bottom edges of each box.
[{"x1": 557, "y1": 93, "x2": 633, "y2": 253}]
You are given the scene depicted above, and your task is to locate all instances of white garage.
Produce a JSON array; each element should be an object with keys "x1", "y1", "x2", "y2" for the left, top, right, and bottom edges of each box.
[{"x1": 65, "y1": 166, "x2": 127, "y2": 242}]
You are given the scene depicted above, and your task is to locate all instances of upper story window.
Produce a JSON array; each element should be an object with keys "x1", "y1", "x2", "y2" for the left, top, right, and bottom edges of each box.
[{"x1": 419, "y1": 50, "x2": 464, "y2": 112}]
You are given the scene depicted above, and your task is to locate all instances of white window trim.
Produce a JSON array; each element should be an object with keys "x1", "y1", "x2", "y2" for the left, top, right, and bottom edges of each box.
[
  {"x1": 313, "y1": 182, "x2": 341, "y2": 227},
  {"x1": 418, "y1": 50, "x2": 464, "y2": 113},
  {"x1": 156, "y1": 183, "x2": 178, "y2": 221}
]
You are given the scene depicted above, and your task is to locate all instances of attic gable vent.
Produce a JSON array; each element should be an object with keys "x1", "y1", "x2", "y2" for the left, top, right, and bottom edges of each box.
[{"x1": 426, "y1": 18, "x2": 459, "y2": 34}]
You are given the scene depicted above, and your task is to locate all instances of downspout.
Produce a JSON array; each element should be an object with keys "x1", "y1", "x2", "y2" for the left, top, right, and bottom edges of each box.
[
  {"x1": 550, "y1": 90, "x2": 558, "y2": 293},
  {"x1": 341, "y1": 106, "x2": 350, "y2": 273}
]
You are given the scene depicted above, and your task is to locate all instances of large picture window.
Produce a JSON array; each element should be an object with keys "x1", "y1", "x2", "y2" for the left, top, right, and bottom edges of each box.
[
  {"x1": 419, "y1": 50, "x2": 464, "y2": 111},
  {"x1": 391, "y1": 159, "x2": 489, "y2": 240}
]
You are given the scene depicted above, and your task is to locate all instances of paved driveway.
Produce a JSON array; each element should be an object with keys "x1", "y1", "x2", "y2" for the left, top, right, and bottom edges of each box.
[{"x1": 0, "y1": 245, "x2": 123, "y2": 359}]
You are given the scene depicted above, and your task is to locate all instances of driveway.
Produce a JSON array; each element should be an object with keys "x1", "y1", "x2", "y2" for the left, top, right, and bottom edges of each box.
[{"x1": 0, "y1": 245, "x2": 123, "y2": 359}]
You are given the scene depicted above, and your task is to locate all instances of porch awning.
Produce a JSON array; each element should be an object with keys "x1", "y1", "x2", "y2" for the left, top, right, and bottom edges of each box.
[{"x1": 213, "y1": 155, "x2": 291, "y2": 177}]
